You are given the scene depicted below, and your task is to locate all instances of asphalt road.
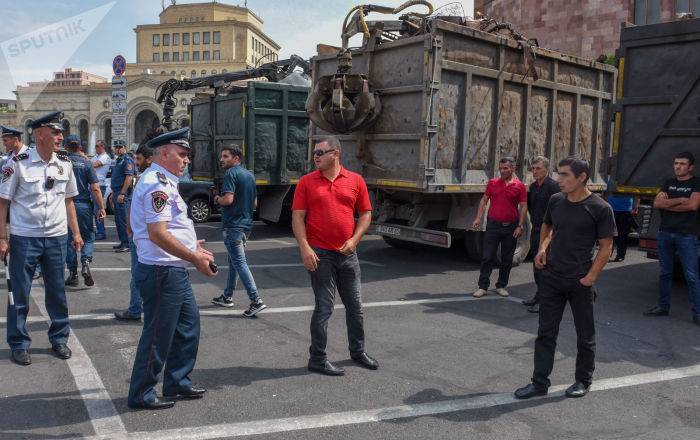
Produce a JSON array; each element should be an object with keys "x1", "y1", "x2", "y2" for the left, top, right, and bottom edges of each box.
[{"x1": 0, "y1": 219, "x2": 699, "y2": 439}]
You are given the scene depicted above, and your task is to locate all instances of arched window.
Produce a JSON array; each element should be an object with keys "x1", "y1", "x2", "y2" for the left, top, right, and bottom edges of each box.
[
  {"x1": 221, "y1": 69, "x2": 227, "y2": 74},
  {"x1": 181, "y1": 70, "x2": 186, "y2": 76},
  {"x1": 160, "y1": 71, "x2": 166, "y2": 75},
  {"x1": 201, "y1": 69, "x2": 207, "y2": 77},
  {"x1": 191, "y1": 70, "x2": 196, "y2": 78},
  {"x1": 211, "y1": 69, "x2": 217, "y2": 75},
  {"x1": 170, "y1": 70, "x2": 176, "y2": 76}
]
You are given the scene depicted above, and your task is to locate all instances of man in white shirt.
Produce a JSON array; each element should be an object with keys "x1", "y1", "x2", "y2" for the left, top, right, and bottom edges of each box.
[{"x1": 91, "y1": 140, "x2": 111, "y2": 240}]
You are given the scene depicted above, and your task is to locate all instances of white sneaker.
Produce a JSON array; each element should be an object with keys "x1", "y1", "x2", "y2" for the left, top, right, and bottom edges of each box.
[
  {"x1": 495, "y1": 288, "x2": 510, "y2": 297},
  {"x1": 473, "y1": 288, "x2": 487, "y2": 298}
]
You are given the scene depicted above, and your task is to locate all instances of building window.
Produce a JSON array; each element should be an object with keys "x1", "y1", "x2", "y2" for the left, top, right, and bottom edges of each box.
[
  {"x1": 192, "y1": 51, "x2": 200, "y2": 61},
  {"x1": 635, "y1": 0, "x2": 661, "y2": 24},
  {"x1": 213, "y1": 31, "x2": 220, "y2": 44},
  {"x1": 203, "y1": 51, "x2": 210, "y2": 61},
  {"x1": 193, "y1": 32, "x2": 200, "y2": 44},
  {"x1": 676, "y1": 0, "x2": 700, "y2": 13},
  {"x1": 160, "y1": 71, "x2": 166, "y2": 75},
  {"x1": 222, "y1": 69, "x2": 227, "y2": 74},
  {"x1": 173, "y1": 52, "x2": 180, "y2": 62},
  {"x1": 191, "y1": 70, "x2": 196, "y2": 78},
  {"x1": 170, "y1": 70, "x2": 176, "y2": 76},
  {"x1": 153, "y1": 34, "x2": 160, "y2": 46},
  {"x1": 203, "y1": 32, "x2": 210, "y2": 44},
  {"x1": 213, "y1": 50, "x2": 220, "y2": 60},
  {"x1": 181, "y1": 70, "x2": 186, "y2": 76},
  {"x1": 163, "y1": 33, "x2": 170, "y2": 46},
  {"x1": 201, "y1": 69, "x2": 207, "y2": 77},
  {"x1": 183, "y1": 32, "x2": 190, "y2": 45},
  {"x1": 153, "y1": 52, "x2": 160, "y2": 62},
  {"x1": 211, "y1": 69, "x2": 217, "y2": 75},
  {"x1": 163, "y1": 52, "x2": 170, "y2": 62},
  {"x1": 183, "y1": 51, "x2": 190, "y2": 61},
  {"x1": 173, "y1": 33, "x2": 180, "y2": 46}
]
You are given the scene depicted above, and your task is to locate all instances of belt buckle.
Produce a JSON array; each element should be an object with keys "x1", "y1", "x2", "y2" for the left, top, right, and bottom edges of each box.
[{"x1": 501, "y1": 222, "x2": 510, "y2": 227}]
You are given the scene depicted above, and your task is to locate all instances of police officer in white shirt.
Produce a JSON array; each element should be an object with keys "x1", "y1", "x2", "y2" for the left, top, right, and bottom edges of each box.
[
  {"x1": 1, "y1": 125, "x2": 28, "y2": 169},
  {"x1": 0, "y1": 111, "x2": 83, "y2": 366},
  {"x1": 127, "y1": 127, "x2": 216, "y2": 410},
  {"x1": 91, "y1": 140, "x2": 112, "y2": 240}
]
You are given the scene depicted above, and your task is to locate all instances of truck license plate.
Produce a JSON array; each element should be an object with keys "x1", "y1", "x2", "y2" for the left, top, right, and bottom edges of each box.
[{"x1": 376, "y1": 225, "x2": 401, "y2": 236}]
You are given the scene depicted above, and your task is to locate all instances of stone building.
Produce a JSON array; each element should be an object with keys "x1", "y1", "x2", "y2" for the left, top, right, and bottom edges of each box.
[
  {"x1": 474, "y1": 0, "x2": 697, "y2": 59},
  {"x1": 12, "y1": 1, "x2": 280, "y2": 147}
]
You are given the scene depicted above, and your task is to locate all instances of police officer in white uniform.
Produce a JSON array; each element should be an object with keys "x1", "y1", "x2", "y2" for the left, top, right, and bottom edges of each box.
[
  {"x1": 0, "y1": 111, "x2": 83, "y2": 366},
  {"x1": 127, "y1": 127, "x2": 216, "y2": 410},
  {"x1": 1, "y1": 125, "x2": 29, "y2": 169}
]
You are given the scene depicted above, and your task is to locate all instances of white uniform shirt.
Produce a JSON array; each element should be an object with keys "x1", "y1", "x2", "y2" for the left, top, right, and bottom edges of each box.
[
  {"x1": 0, "y1": 147, "x2": 79, "y2": 237},
  {"x1": 91, "y1": 152, "x2": 111, "y2": 186},
  {"x1": 1, "y1": 144, "x2": 28, "y2": 169},
  {"x1": 130, "y1": 162, "x2": 196, "y2": 267}
]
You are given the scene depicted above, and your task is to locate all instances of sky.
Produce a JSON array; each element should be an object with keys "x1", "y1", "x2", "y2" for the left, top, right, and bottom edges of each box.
[{"x1": 0, "y1": 0, "x2": 474, "y2": 100}]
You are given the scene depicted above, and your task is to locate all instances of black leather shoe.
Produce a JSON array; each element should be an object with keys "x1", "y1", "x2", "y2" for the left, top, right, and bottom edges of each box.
[
  {"x1": 114, "y1": 311, "x2": 142, "y2": 321},
  {"x1": 565, "y1": 381, "x2": 590, "y2": 398},
  {"x1": 351, "y1": 352, "x2": 379, "y2": 370},
  {"x1": 128, "y1": 398, "x2": 175, "y2": 410},
  {"x1": 527, "y1": 303, "x2": 540, "y2": 313},
  {"x1": 65, "y1": 272, "x2": 79, "y2": 287},
  {"x1": 82, "y1": 263, "x2": 94, "y2": 287},
  {"x1": 514, "y1": 383, "x2": 547, "y2": 400},
  {"x1": 522, "y1": 297, "x2": 537, "y2": 306},
  {"x1": 164, "y1": 386, "x2": 207, "y2": 399},
  {"x1": 308, "y1": 359, "x2": 345, "y2": 376},
  {"x1": 11, "y1": 349, "x2": 31, "y2": 366},
  {"x1": 643, "y1": 306, "x2": 670, "y2": 317},
  {"x1": 112, "y1": 243, "x2": 123, "y2": 249},
  {"x1": 51, "y1": 343, "x2": 72, "y2": 360}
]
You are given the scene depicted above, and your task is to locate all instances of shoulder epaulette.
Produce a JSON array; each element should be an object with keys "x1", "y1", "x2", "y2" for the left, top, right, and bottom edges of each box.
[
  {"x1": 12, "y1": 153, "x2": 28, "y2": 162},
  {"x1": 156, "y1": 171, "x2": 168, "y2": 185},
  {"x1": 56, "y1": 151, "x2": 70, "y2": 162}
]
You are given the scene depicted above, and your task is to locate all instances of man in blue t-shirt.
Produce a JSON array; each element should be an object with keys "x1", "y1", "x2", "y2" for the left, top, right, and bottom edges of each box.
[{"x1": 211, "y1": 146, "x2": 266, "y2": 317}]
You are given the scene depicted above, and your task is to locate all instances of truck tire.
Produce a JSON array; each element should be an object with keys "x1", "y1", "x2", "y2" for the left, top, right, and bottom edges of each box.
[
  {"x1": 188, "y1": 198, "x2": 211, "y2": 223},
  {"x1": 463, "y1": 230, "x2": 530, "y2": 267}
]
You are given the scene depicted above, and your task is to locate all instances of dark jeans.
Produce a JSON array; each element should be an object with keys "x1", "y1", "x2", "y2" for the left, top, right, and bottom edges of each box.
[
  {"x1": 113, "y1": 195, "x2": 130, "y2": 247},
  {"x1": 478, "y1": 221, "x2": 517, "y2": 290},
  {"x1": 66, "y1": 200, "x2": 95, "y2": 271},
  {"x1": 308, "y1": 248, "x2": 365, "y2": 362},
  {"x1": 657, "y1": 230, "x2": 700, "y2": 315},
  {"x1": 6, "y1": 235, "x2": 69, "y2": 349},
  {"x1": 532, "y1": 270, "x2": 596, "y2": 389},
  {"x1": 613, "y1": 211, "x2": 632, "y2": 259},
  {"x1": 531, "y1": 227, "x2": 542, "y2": 303},
  {"x1": 128, "y1": 263, "x2": 200, "y2": 406}
]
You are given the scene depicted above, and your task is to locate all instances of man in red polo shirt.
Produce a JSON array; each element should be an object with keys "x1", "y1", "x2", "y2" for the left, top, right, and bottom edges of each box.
[
  {"x1": 292, "y1": 135, "x2": 378, "y2": 376},
  {"x1": 471, "y1": 156, "x2": 528, "y2": 298}
]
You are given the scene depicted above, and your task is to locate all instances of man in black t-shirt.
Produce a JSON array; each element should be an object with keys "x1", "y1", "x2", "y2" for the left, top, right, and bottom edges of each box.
[
  {"x1": 514, "y1": 156, "x2": 616, "y2": 400},
  {"x1": 644, "y1": 152, "x2": 700, "y2": 325}
]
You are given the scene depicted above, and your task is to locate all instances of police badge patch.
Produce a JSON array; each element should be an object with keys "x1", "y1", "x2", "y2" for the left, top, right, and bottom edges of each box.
[
  {"x1": 1, "y1": 167, "x2": 13, "y2": 183},
  {"x1": 151, "y1": 191, "x2": 169, "y2": 213}
]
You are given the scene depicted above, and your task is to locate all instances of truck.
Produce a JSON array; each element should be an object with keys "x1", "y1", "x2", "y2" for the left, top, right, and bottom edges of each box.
[
  {"x1": 609, "y1": 18, "x2": 700, "y2": 262},
  {"x1": 307, "y1": 3, "x2": 616, "y2": 264},
  {"x1": 155, "y1": 57, "x2": 311, "y2": 224}
]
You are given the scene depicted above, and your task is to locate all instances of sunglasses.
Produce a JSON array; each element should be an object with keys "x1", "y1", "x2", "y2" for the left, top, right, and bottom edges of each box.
[{"x1": 312, "y1": 148, "x2": 336, "y2": 157}]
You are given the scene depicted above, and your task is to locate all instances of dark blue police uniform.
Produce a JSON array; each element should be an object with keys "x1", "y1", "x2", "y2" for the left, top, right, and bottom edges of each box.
[
  {"x1": 65, "y1": 142, "x2": 98, "y2": 277},
  {"x1": 110, "y1": 144, "x2": 135, "y2": 249}
]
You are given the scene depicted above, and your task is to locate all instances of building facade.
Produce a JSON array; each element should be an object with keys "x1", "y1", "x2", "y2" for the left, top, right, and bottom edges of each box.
[
  {"x1": 12, "y1": 1, "x2": 280, "y2": 147},
  {"x1": 474, "y1": 0, "x2": 696, "y2": 59}
]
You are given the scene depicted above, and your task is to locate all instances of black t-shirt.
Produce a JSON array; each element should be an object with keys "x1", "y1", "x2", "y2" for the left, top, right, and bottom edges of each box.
[
  {"x1": 659, "y1": 177, "x2": 700, "y2": 235},
  {"x1": 544, "y1": 192, "x2": 617, "y2": 279},
  {"x1": 528, "y1": 176, "x2": 560, "y2": 229}
]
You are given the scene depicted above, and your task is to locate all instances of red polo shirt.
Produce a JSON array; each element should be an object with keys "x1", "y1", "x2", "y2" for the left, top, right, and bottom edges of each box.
[
  {"x1": 485, "y1": 177, "x2": 527, "y2": 223},
  {"x1": 292, "y1": 167, "x2": 372, "y2": 251}
]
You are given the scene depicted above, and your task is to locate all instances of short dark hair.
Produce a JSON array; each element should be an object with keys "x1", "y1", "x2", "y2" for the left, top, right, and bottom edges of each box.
[
  {"x1": 221, "y1": 145, "x2": 244, "y2": 161},
  {"x1": 499, "y1": 156, "x2": 516, "y2": 167},
  {"x1": 675, "y1": 151, "x2": 695, "y2": 166},
  {"x1": 315, "y1": 135, "x2": 341, "y2": 151},
  {"x1": 135, "y1": 144, "x2": 153, "y2": 159},
  {"x1": 558, "y1": 155, "x2": 590, "y2": 183}
]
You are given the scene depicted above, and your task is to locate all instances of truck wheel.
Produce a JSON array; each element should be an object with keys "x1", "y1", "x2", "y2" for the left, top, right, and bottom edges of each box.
[
  {"x1": 188, "y1": 198, "x2": 211, "y2": 223},
  {"x1": 463, "y1": 230, "x2": 530, "y2": 267}
]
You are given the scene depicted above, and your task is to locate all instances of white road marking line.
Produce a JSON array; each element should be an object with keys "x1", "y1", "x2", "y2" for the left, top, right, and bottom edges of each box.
[
  {"x1": 92, "y1": 239, "x2": 293, "y2": 246},
  {"x1": 82, "y1": 363, "x2": 700, "y2": 440},
  {"x1": 1, "y1": 295, "x2": 499, "y2": 324},
  {"x1": 28, "y1": 286, "x2": 127, "y2": 438}
]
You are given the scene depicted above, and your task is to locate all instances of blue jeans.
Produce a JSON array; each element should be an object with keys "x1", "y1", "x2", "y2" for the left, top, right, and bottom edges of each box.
[
  {"x1": 657, "y1": 230, "x2": 700, "y2": 315},
  {"x1": 127, "y1": 237, "x2": 142, "y2": 315},
  {"x1": 113, "y1": 194, "x2": 130, "y2": 247},
  {"x1": 95, "y1": 185, "x2": 106, "y2": 237},
  {"x1": 128, "y1": 263, "x2": 200, "y2": 406},
  {"x1": 7, "y1": 235, "x2": 70, "y2": 349},
  {"x1": 66, "y1": 200, "x2": 95, "y2": 272},
  {"x1": 223, "y1": 228, "x2": 258, "y2": 301}
]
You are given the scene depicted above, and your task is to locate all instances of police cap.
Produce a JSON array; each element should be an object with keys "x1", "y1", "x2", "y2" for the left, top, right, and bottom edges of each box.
[
  {"x1": 1, "y1": 125, "x2": 22, "y2": 138},
  {"x1": 113, "y1": 139, "x2": 127, "y2": 148},
  {"x1": 145, "y1": 127, "x2": 190, "y2": 150},
  {"x1": 27, "y1": 111, "x2": 64, "y2": 132}
]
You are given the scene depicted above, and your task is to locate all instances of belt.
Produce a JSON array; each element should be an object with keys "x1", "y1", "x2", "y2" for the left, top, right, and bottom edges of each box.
[{"x1": 487, "y1": 219, "x2": 517, "y2": 227}]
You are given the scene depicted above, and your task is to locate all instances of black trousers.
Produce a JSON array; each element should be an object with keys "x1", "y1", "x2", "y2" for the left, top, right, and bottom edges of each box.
[
  {"x1": 613, "y1": 211, "x2": 632, "y2": 259},
  {"x1": 532, "y1": 270, "x2": 596, "y2": 389},
  {"x1": 478, "y1": 221, "x2": 517, "y2": 289},
  {"x1": 308, "y1": 248, "x2": 365, "y2": 362},
  {"x1": 531, "y1": 228, "x2": 542, "y2": 303}
]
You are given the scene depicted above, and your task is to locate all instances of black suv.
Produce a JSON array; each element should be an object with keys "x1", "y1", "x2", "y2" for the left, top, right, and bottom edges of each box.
[{"x1": 178, "y1": 170, "x2": 219, "y2": 223}]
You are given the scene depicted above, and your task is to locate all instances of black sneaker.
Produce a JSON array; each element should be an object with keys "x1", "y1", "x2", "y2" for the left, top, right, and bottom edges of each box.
[
  {"x1": 115, "y1": 246, "x2": 130, "y2": 253},
  {"x1": 65, "y1": 272, "x2": 79, "y2": 287},
  {"x1": 82, "y1": 263, "x2": 94, "y2": 287},
  {"x1": 211, "y1": 295, "x2": 234, "y2": 308},
  {"x1": 243, "y1": 299, "x2": 267, "y2": 317}
]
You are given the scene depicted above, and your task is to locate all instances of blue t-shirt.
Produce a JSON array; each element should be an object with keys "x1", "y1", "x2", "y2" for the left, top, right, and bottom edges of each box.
[
  {"x1": 221, "y1": 164, "x2": 256, "y2": 231},
  {"x1": 68, "y1": 152, "x2": 98, "y2": 202},
  {"x1": 110, "y1": 153, "x2": 135, "y2": 192},
  {"x1": 607, "y1": 195, "x2": 633, "y2": 212}
]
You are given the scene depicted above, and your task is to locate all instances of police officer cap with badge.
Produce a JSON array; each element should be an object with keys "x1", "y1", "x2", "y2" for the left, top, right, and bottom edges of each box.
[
  {"x1": 0, "y1": 110, "x2": 83, "y2": 366},
  {"x1": 127, "y1": 126, "x2": 215, "y2": 410}
]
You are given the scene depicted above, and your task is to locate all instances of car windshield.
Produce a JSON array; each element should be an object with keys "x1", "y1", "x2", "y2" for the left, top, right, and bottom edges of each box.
[{"x1": 180, "y1": 165, "x2": 192, "y2": 182}]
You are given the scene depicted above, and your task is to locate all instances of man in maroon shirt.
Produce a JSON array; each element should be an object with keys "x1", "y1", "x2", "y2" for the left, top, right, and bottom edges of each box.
[
  {"x1": 471, "y1": 157, "x2": 528, "y2": 298},
  {"x1": 292, "y1": 136, "x2": 378, "y2": 376}
]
